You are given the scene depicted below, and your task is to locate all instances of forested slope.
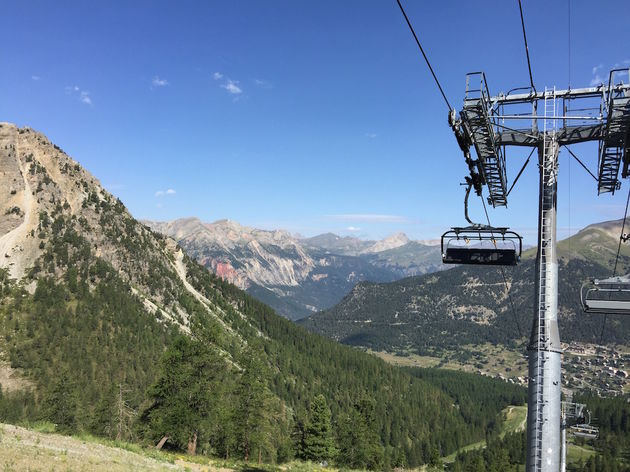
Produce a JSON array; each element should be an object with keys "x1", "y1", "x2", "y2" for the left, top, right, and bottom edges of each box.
[{"x1": 0, "y1": 123, "x2": 526, "y2": 469}]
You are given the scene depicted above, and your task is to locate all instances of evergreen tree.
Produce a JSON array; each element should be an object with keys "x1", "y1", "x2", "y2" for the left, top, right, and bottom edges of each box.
[
  {"x1": 335, "y1": 397, "x2": 384, "y2": 470},
  {"x1": 303, "y1": 394, "x2": 335, "y2": 463},
  {"x1": 140, "y1": 336, "x2": 227, "y2": 454},
  {"x1": 232, "y1": 343, "x2": 275, "y2": 462},
  {"x1": 42, "y1": 368, "x2": 77, "y2": 432}
]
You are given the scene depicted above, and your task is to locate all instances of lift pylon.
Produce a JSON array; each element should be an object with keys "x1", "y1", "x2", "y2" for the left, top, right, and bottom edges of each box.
[{"x1": 449, "y1": 69, "x2": 630, "y2": 472}]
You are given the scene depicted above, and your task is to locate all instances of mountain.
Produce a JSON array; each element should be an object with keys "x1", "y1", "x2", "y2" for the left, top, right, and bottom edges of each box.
[
  {"x1": 300, "y1": 219, "x2": 630, "y2": 355},
  {"x1": 146, "y1": 219, "x2": 444, "y2": 319},
  {"x1": 0, "y1": 123, "x2": 524, "y2": 468}
]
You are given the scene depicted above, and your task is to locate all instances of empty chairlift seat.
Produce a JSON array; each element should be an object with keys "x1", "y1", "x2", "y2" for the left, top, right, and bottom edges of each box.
[
  {"x1": 571, "y1": 424, "x2": 599, "y2": 440},
  {"x1": 441, "y1": 226, "x2": 522, "y2": 266},
  {"x1": 581, "y1": 276, "x2": 630, "y2": 315}
]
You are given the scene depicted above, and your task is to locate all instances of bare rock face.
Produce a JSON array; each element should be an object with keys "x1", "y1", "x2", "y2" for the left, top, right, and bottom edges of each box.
[
  {"x1": 361, "y1": 232, "x2": 410, "y2": 254},
  {"x1": 146, "y1": 217, "x2": 446, "y2": 319},
  {"x1": 0, "y1": 122, "x2": 240, "y2": 335},
  {"x1": 149, "y1": 218, "x2": 316, "y2": 289}
]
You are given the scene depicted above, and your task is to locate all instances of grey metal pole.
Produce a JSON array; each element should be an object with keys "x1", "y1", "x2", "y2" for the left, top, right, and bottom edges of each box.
[
  {"x1": 561, "y1": 417, "x2": 567, "y2": 472},
  {"x1": 526, "y1": 134, "x2": 562, "y2": 472}
]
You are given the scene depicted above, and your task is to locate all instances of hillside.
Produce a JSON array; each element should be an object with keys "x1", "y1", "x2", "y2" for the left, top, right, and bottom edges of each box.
[
  {"x1": 146, "y1": 218, "x2": 444, "y2": 319},
  {"x1": 300, "y1": 220, "x2": 630, "y2": 368},
  {"x1": 0, "y1": 123, "x2": 524, "y2": 469}
]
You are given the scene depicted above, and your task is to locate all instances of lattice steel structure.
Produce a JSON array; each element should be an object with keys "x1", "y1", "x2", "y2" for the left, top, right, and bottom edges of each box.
[{"x1": 450, "y1": 68, "x2": 630, "y2": 472}]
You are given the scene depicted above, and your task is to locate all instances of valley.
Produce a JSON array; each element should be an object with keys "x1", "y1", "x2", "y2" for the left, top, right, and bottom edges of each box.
[{"x1": 146, "y1": 218, "x2": 444, "y2": 319}]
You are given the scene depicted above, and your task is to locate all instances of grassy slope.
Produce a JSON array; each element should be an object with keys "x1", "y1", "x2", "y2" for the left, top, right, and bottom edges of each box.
[{"x1": 0, "y1": 423, "x2": 348, "y2": 472}]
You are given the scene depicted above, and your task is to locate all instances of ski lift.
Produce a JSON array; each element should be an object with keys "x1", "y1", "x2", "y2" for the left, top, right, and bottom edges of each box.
[
  {"x1": 581, "y1": 276, "x2": 630, "y2": 315},
  {"x1": 571, "y1": 424, "x2": 599, "y2": 440},
  {"x1": 441, "y1": 181, "x2": 523, "y2": 266},
  {"x1": 441, "y1": 226, "x2": 522, "y2": 265}
]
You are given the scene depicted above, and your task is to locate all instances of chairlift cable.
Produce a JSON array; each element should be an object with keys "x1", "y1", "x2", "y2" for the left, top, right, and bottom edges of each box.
[
  {"x1": 598, "y1": 185, "x2": 630, "y2": 344},
  {"x1": 481, "y1": 197, "x2": 524, "y2": 338},
  {"x1": 395, "y1": 0, "x2": 453, "y2": 112},
  {"x1": 517, "y1": 0, "x2": 536, "y2": 94}
]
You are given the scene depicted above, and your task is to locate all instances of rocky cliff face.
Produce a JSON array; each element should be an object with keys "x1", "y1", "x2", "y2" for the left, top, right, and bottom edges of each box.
[
  {"x1": 0, "y1": 122, "x2": 240, "y2": 335},
  {"x1": 146, "y1": 218, "x2": 445, "y2": 319},
  {"x1": 148, "y1": 218, "x2": 316, "y2": 289}
]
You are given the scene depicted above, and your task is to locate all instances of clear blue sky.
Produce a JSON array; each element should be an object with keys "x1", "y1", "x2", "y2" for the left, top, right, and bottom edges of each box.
[{"x1": 2, "y1": 0, "x2": 629, "y2": 242}]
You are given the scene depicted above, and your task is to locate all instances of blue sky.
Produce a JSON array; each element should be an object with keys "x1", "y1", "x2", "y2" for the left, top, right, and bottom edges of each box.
[{"x1": 2, "y1": 0, "x2": 629, "y2": 243}]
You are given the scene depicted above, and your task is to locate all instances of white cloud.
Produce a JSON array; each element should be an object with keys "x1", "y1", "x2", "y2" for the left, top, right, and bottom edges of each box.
[
  {"x1": 213, "y1": 72, "x2": 224, "y2": 80},
  {"x1": 365, "y1": 133, "x2": 377, "y2": 139},
  {"x1": 254, "y1": 78, "x2": 272, "y2": 89},
  {"x1": 327, "y1": 214, "x2": 411, "y2": 223},
  {"x1": 155, "y1": 188, "x2": 176, "y2": 197},
  {"x1": 221, "y1": 79, "x2": 242, "y2": 95},
  {"x1": 31, "y1": 75, "x2": 40, "y2": 81},
  {"x1": 80, "y1": 91, "x2": 92, "y2": 105},
  {"x1": 589, "y1": 64, "x2": 604, "y2": 86},
  {"x1": 346, "y1": 226, "x2": 361, "y2": 232},
  {"x1": 152, "y1": 76, "x2": 169, "y2": 87},
  {"x1": 590, "y1": 75, "x2": 604, "y2": 86},
  {"x1": 65, "y1": 85, "x2": 93, "y2": 105}
]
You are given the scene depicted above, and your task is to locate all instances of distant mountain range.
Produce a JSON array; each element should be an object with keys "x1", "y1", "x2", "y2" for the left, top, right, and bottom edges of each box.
[
  {"x1": 145, "y1": 218, "x2": 445, "y2": 319},
  {"x1": 299, "y1": 219, "x2": 630, "y2": 353}
]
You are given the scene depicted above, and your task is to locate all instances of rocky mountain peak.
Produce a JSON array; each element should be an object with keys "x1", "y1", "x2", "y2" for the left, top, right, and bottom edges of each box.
[{"x1": 362, "y1": 232, "x2": 410, "y2": 254}]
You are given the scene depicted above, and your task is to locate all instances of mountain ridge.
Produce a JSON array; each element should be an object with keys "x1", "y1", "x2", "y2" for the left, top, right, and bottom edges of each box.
[
  {"x1": 300, "y1": 218, "x2": 630, "y2": 356},
  {"x1": 146, "y1": 217, "x2": 445, "y2": 319}
]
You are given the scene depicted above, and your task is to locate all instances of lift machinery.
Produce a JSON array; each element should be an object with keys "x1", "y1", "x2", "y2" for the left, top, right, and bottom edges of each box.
[{"x1": 449, "y1": 68, "x2": 630, "y2": 472}]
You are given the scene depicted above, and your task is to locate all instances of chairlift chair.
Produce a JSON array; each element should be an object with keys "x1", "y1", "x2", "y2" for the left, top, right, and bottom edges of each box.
[
  {"x1": 441, "y1": 181, "x2": 523, "y2": 266},
  {"x1": 571, "y1": 424, "x2": 599, "y2": 440},
  {"x1": 581, "y1": 276, "x2": 630, "y2": 315},
  {"x1": 441, "y1": 226, "x2": 522, "y2": 266}
]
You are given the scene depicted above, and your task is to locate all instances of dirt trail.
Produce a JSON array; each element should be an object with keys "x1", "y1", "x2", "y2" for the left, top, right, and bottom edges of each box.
[{"x1": 0, "y1": 142, "x2": 35, "y2": 279}]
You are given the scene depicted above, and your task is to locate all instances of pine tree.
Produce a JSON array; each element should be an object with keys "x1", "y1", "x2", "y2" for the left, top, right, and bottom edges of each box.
[
  {"x1": 42, "y1": 369, "x2": 77, "y2": 432},
  {"x1": 232, "y1": 343, "x2": 275, "y2": 462},
  {"x1": 140, "y1": 335, "x2": 227, "y2": 454},
  {"x1": 303, "y1": 394, "x2": 334, "y2": 463},
  {"x1": 335, "y1": 397, "x2": 384, "y2": 470}
]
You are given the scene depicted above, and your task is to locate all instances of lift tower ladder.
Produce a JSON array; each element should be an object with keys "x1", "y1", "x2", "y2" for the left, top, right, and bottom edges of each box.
[{"x1": 450, "y1": 68, "x2": 630, "y2": 472}]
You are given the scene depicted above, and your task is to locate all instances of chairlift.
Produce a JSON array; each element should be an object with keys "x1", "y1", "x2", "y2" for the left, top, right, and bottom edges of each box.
[
  {"x1": 441, "y1": 181, "x2": 523, "y2": 266},
  {"x1": 581, "y1": 276, "x2": 630, "y2": 315},
  {"x1": 441, "y1": 226, "x2": 522, "y2": 265},
  {"x1": 571, "y1": 424, "x2": 599, "y2": 440}
]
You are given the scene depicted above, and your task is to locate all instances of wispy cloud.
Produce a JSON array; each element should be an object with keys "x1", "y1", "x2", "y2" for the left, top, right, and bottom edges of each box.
[
  {"x1": 253, "y1": 78, "x2": 272, "y2": 89},
  {"x1": 66, "y1": 85, "x2": 92, "y2": 105},
  {"x1": 80, "y1": 91, "x2": 92, "y2": 105},
  {"x1": 346, "y1": 226, "x2": 361, "y2": 232},
  {"x1": 365, "y1": 133, "x2": 377, "y2": 139},
  {"x1": 590, "y1": 64, "x2": 604, "y2": 86},
  {"x1": 152, "y1": 76, "x2": 169, "y2": 88},
  {"x1": 221, "y1": 79, "x2": 242, "y2": 95},
  {"x1": 155, "y1": 188, "x2": 176, "y2": 197},
  {"x1": 327, "y1": 214, "x2": 411, "y2": 223},
  {"x1": 31, "y1": 75, "x2": 41, "y2": 81},
  {"x1": 213, "y1": 71, "x2": 244, "y2": 97}
]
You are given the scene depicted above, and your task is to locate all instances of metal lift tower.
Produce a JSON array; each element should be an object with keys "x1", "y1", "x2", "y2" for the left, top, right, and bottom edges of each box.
[{"x1": 450, "y1": 69, "x2": 630, "y2": 472}]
